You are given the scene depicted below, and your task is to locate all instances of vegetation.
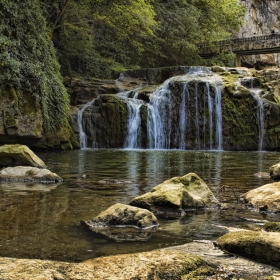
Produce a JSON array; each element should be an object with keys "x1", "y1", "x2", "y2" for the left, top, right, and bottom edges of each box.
[
  {"x1": 0, "y1": 0, "x2": 245, "y2": 131},
  {"x1": 0, "y1": 0, "x2": 70, "y2": 131},
  {"x1": 42, "y1": 0, "x2": 245, "y2": 78}
]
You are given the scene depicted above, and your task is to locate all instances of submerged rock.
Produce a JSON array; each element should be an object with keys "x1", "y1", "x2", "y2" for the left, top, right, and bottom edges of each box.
[
  {"x1": 0, "y1": 144, "x2": 46, "y2": 168},
  {"x1": 216, "y1": 230, "x2": 280, "y2": 268},
  {"x1": 81, "y1": 203, "x2": 159, "y2": 241},
  {"x1": 130, "y1": 173, "x2": 220, "y2": 218},
  {"x1": 0, "y1": 166, "x2": 62, "y2": 183},
  {"x1": 240, "y1": 181, "x2": 280, "y2": 213}
]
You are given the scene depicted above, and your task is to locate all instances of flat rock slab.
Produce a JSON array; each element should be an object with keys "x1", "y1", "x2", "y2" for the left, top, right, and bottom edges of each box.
[
  {"x1": 0, "y1": 242, "x2": 279, "y2": 279},
  {"x1": 0, "y1": 144, "x2": 46, "y2": 168},
  {"x1": 0, "y1": 166, "x2": 62, "y2": 183}
]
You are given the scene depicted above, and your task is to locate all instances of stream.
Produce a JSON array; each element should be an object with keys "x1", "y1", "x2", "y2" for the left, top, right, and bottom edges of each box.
[{"x1": 0, "y1": 149, "x2": 279, "y2": 262}]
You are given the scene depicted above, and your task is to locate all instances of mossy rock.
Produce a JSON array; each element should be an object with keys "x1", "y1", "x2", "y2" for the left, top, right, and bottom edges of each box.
[
  {"x1": 0, "y1": 144, "x2": 46, "y2": 168},
  {"x1": 216, "y1": 230, "x2": 280, "y2": 267},
  {"x1": 130, "y1": 173, "x2": 220, "y2": 217},
  {"x1": 263, "y1": 222, "x2": 280, "y2": 232}
]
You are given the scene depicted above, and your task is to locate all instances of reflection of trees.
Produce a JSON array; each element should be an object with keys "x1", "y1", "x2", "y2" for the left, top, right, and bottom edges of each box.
[{"x1": 0, "y1": 185, "x2": 69, "y2": 260}]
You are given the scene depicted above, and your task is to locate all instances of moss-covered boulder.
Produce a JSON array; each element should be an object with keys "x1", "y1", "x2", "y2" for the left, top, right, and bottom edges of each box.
[
  {"x1": 0, "y1": 144, "x2": 46, "y2": 168},
  {"x1": 0, "y1": 166, "x2": 62, "y2": 183},
  {"x1": 216, "y1": 230, "x2": 280, "y2": 268},
  {"x1": 130, "y1": 173, "x2": 220, "y2": 218},
  {"x1": 240, "y1": 182, "x2": 280, "y2": 213},
  {"x1": 81, "y1": 203, "x2": 159, "y2": 241}
]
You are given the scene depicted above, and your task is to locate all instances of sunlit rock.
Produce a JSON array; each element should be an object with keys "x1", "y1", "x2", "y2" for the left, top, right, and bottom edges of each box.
[
  {"x1": 81, "y1": 203, "x2": 159, "y2": 241},
  {"x1": 0, "y1": 144, "x2": 46, "y2": 168},
  {"x1": 269, "y1": 162, "x2": 280, "y2": 180},
  {"x1": 240, "y1": 182, "x2": 280, "y2": 213},
  {"x1": 130, "y1": 173, "x2": 220, "y2": 218},
  {"x1": 0, "y1": 166, "x2": 62, "y2": 183}
]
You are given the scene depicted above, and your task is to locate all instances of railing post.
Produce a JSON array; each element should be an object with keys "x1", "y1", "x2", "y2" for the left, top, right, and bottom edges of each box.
[{"x1": 235, "y1": 54, "x2": 241, "y2": 67}]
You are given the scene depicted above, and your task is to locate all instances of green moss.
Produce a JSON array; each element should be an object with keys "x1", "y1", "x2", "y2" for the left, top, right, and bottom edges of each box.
[{"x1": 263, "y1": 222, "x2": 280, "y2": 232}]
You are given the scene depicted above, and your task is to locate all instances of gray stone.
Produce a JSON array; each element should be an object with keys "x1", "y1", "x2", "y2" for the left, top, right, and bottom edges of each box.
[{"x1": 0, "y1": 166, "x2": 62, "y2": 184}]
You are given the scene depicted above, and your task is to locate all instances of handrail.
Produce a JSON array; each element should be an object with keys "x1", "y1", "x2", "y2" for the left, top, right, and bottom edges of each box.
[{"x1": 200, "y1": 33, "x2": 280, "y2": 48}]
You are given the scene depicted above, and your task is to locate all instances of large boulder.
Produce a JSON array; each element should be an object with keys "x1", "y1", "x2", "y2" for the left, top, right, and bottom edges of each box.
[
  {"x1": 129, "y1": 173, "x2": 220, "y2": 218},
  {"x1": 216, "y1": 230, "x2": 280, "y2": 268},
  {"x1": 81, "y1": 203, "x2": 159, "y2": 241},
  {"x1": 240, "y1": 182, "x2": 280, "y2": 213},
  {"x1": 0, "y1": 144, "x2": 46, "y2": 168},
  {"x1": 0, "y1": 166, "x2": 62, "y2": 183}
]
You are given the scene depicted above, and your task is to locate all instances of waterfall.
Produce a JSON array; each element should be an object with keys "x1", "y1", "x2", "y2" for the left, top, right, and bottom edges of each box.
[
  {"x1": 77, "y1": 99, "x2": 96, "y2": 149},
  {"x1": 147, "y1": 71, "x2": 223, "y2": 150},
  {"x1": 240, "y1": 77, "x2": 264, "y2": 151},
  {"x1": 124, "y1": 98, "x2": 143, "y2": 149}
]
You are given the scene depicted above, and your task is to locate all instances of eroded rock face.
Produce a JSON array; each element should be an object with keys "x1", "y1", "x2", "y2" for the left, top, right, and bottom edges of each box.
[
  {"x1": 240, "y1": 182, "x2": 280, "y2": 213},
  {"x1": 0, "y1": 166, "x2": 62, "y2": 183},
  {"x1": 81, "y1": 203, "x2": 159, "y2": 241},
  {"x1": 238, "y1": 0, "x2": 280, "y2": 68},
  {"x1": 0, "y1": 144, "x2": 46, "y2": 168},
  {"x1": 216, "y1": 230, "x2": 280, "y2": 268},
  {"x1": 130, "y1": 173, "x2": 220, "y2": 218}
]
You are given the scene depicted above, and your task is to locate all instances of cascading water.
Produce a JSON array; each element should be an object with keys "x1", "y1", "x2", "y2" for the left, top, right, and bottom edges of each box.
[
  {"x1": 78, "y1": 68, "x2": 223, "y2": 150},
  {"x1": 77, "y1": 99, "x2": 96, "y2": 149},
  {"x1": 240, "y1": 77, "x2": 264, "y2": 151},
  {"x1": 147, "y1": 69, "x2": 223, "y2": 150}
]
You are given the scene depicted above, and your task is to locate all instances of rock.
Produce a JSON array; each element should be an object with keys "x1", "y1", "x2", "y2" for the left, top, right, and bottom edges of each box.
[
  {"x1": 129, "y1": 173, "x2": 220, "y2": 218},
  {"x1": 240, "y1": 181, "x2": 280, "y2": 213},
  {"x1": 0, "y1": 166, "x2": 62, "y2": 183},
  {"x1": 263, "y1": 222, "x2": 280, "y2": 232},
  {"x1": 0, "y1": 250, "x2": 216, "y2": 280},
  {"x1": 269, "y1": 162, "x2": 280, "y2": 180},
  {"x1": 0, "y1": 144, "x2": 46, "y2": 168},
  {"x1": 216, "y1": 230, "x2": 280, "y2": 268},
  {"x1": 81, "y1": 203, "x2": 159, "y2": 241}
]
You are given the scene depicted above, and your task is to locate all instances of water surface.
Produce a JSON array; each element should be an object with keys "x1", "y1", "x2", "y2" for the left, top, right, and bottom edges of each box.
[{"x1": 0, "y1": 149, "x2": 279, "y2": 262}]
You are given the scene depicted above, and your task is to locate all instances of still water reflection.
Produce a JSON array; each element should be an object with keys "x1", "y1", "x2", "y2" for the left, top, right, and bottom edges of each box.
[{"x1": 0, "y1": 149, "x2": 279, "y2": 262}]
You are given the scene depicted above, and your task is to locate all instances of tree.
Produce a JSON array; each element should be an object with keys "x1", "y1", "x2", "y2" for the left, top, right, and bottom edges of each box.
[{"x1": 139, "y1": 0, "x2": 245, "y2": 67}]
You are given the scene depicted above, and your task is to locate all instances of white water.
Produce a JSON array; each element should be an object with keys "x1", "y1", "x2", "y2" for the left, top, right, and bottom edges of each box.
[
  {"x1": 146, "y1": 71, "x2": 223, "y2": 150},
  {"x1": 77, "y1": 99, "x2": 96, "y2": 149},
  {"x1": 78, "y1": 68, "x2": 224, "y2": 150},
  {"x1": 240, "y1": 77, "x2": 264, "y2": 151}
]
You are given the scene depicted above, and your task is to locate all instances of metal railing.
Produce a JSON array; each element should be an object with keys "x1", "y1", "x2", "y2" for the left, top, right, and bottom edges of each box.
[{"x1": 199, "y1": 33, "x2": 280, "y2": 48}]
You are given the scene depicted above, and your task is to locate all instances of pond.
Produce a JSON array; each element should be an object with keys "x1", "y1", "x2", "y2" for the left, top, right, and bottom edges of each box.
[{"x1": 0, "y1": 149, "x2": 279, "y2": 262}]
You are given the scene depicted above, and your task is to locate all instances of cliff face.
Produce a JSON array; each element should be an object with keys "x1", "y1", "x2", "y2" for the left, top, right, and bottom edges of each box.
[{"x1": 238, "y1": 0, "x2": 280, "y2": 67}]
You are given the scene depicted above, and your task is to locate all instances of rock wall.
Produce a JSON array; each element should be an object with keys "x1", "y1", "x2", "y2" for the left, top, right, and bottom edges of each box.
[
  {"x1": 0, "y1": 85, "x2": 79, "y2": 150},
  {"x1": 71, "y1": 67, "x2": 280, "y2": 151},
  {"x1": 238, "y1": 0, "x2": 280, "y2": 67}
]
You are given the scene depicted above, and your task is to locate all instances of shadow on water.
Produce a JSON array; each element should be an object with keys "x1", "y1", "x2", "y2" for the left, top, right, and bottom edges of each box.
[{"x1": 0, "y1": 149, "x2": 278, "y2": 262}]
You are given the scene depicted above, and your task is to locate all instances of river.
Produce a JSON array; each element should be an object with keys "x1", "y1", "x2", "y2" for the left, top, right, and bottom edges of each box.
[{"x1": 0, "y1": 149, "x2": 279, "y2": 262}]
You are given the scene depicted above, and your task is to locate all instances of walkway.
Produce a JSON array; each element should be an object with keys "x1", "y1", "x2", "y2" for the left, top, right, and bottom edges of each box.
[{"x1": 199, "y1": 34, "x2": 280, "y2": 66}]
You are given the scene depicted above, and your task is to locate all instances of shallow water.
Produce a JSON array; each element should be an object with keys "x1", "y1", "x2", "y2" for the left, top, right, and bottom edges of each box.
[{"x1": 0, "y1": 149, "x2": 279, "y2": 262}]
